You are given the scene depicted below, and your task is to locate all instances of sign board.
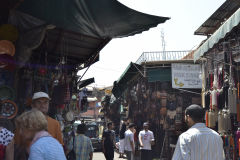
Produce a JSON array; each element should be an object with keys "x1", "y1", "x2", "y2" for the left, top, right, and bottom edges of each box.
[{"x1": 171, "y1": 63, "x2": 202, "y2": 88}]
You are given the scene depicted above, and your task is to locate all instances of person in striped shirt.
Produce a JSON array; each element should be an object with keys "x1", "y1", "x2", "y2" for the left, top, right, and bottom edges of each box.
[
  {"x1": 68, "y1": 123, "x2": 93, "y2": 160},
  {"x1": 172, "y1": 104, "x2": 224, "y2": 160}
]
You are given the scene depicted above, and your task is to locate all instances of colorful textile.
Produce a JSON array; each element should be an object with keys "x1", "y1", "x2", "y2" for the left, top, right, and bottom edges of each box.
[
  {"x1": 0, "y1": 128, "x2": 14, "y2": 159},
  {"x1": 68, "y1": 134, "x2": 93, "y2": 160}
]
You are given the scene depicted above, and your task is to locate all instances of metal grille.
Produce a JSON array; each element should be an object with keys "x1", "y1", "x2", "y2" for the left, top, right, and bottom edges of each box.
[{"x1": 136, "y1": 50, "x2": 192, "y2": 64}]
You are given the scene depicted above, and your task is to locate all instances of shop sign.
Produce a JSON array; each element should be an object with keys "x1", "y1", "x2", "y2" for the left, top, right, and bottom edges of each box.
[{"x1": 171, "y1": 63, "x2": 202, "y2": 88}]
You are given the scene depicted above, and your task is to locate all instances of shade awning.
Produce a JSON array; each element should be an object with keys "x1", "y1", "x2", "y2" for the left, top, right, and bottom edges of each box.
[
  {"x1": 17, "y1": 0, "x2": 170, "y2": 39},
  {"x1": 194, "y1": 0, "x2": 240, "y2": 36},
  {"x1": 194, "y1": 7, "x2": 240, "y2": 61},
  {"x1": 78, "y1": 77, "x2": 95, "y2": 89},
  {"x1": 112, "y1": 62, "x2": 143, "y2": 97}
]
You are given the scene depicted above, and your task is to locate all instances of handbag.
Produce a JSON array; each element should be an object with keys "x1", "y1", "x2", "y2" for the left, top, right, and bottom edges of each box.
[{"x1": 67, "y1": 132, "x2": 76, "y2": 160}]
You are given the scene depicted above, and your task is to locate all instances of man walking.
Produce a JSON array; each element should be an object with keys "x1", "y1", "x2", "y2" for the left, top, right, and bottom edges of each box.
[
  {"x1": 119, "y1": 119, "x2": 128, "y2": 158},
  {"x1": 172, "y1": 104, "x2": 224, "y2": 160},
  {"x1": 138, "y1": 122, "x2": 154, "y2": 160},
  {"x1": 67, "y1": 123, "x2": 93, "y2": 160},
  {"x1": 102, "y1": 122, "x2": 116, "y2": 160},
  {"x1": 124, "y1": 123, "x2": 135, "y2": 160}
]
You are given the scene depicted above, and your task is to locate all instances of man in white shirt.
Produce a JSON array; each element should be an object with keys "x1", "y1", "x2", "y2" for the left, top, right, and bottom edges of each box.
[
  {"x1": 124, "y1": 123, "x2": 135, "y2": 160},
  {"x1": 172, "y1": 104, "x2": 224, "y2": 160},
  {"x1": 138, "y1": 122, "x2": 154, "y2": 160}
]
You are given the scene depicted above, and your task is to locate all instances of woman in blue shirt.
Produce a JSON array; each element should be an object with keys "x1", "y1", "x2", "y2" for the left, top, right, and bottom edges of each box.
[{"x1": 15, "y1": 109, "x2": 66, "y2": 160}]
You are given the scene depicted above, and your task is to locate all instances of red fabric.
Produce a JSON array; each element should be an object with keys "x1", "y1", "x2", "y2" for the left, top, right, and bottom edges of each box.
[
  {"x1": 0, "y1": 145, "x2": 6, "y2": 160},
  {"x1": 56, "y1": 104, "x2": 65, "y2": 109},
  {"x1": 64, "y1": 83, "x2": 70, "y2": 104}
]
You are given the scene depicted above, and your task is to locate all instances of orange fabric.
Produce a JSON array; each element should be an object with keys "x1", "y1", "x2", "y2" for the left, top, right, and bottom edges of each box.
[
  {"x1": 14, "y1": 116, "x2": 64, "y2": 147},
  {"x1": 205, "y1": 111, "x2": 208, "y2": 127},
  {"x1": 239, "y1": 138, "x2": 240, "y2": 157},
  {"x1": 46, "y1": 116, "x2": 64, "y2": 145},
  {"x1": 237, "y1": 103, "x2": 240, "y2": 122}
]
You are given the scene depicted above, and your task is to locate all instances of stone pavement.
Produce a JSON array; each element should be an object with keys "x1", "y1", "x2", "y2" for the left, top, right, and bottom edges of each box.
[
  {"x1": 93, "y1": 151, "x2": 141, "y2": 160},
  {"x1": 93, "y1": 151, "x2": 128, "y2": 160}
]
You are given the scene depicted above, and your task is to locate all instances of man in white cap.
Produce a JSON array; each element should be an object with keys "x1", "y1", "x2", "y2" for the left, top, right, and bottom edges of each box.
[
  {"x1": 15, "y1": 92, "x2": 64, "y2": 151},
  {"x1": 138, "y1": 122, "x2": 154, "y2": 160}
]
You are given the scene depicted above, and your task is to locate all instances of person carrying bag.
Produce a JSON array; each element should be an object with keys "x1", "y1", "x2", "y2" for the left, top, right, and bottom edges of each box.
[{"x1": 67, "y1": 131, "x2": 76, "y2": 160}]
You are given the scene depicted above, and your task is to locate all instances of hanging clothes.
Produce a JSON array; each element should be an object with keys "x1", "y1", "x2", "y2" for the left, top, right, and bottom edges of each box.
[
  {"x1": 211, "y1": 90, "x2": 218, "y2": 110},
  {"x1": 218, "y1": 111, "x2": 224, "y2": 134},
  {"x1": 63, "y1": 82, "x2": 71, "y2": 104},
  {"x1": 208, "y1": 109, "x2": 216, "y2": 128},
  {"x1": 228, "y1": 87, "x2": 237, "y2": 114}
]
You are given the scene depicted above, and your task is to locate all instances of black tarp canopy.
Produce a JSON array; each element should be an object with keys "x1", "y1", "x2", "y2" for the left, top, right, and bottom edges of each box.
[
  {"x1": 5, "y1": 0, "x2": 169, "y2": 68},
  {"x1": 17, "y1": 0, "x2": 170, "y2": 38}
]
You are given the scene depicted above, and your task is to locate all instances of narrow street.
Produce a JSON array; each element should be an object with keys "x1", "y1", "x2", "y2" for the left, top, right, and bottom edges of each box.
[{"x1": 93, "y1": 152, "x2": 122, "y2": 160}]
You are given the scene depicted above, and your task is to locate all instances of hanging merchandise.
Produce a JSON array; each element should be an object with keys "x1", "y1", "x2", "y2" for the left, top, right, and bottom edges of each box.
[
  {"x1": 167, "y1": 110, "x2": 176, "y2": 130},
  {"x1": 205, "y1": 110, "x2": 209, "y2": 127},
  {"x1": 205, "y1": 92, "x2": 210, "y2": 110},
  {"x1": 218, "y1": 89, "x2": 225, "y2": 110},
  {"x1": 223, "y1": 109, "x2": 232, "y2": 132},
  {"x1": 202, "y1": 63, "x2": 206, "y2": 108},
  {"x1": 64, "y1": 81, "x2": 71, "y2": 104},
  {"x1": 175, "y1": 107, "x2": 182, "y2": 125},
  {"x1": 160, "y1": 107, "x2": 167, "y2": 116},
  {"x1": 212, "y1": 66, "x2": 218, "y2": 108},
  {"x1": 0, "y1": 85, "x2": 15, "y2": 100},
  {"x1": 236, "y1": 128, "x2": 240, "y2": 151},
  {"x1": 202, "y1": 91, "x2": 205, "y2": 108},
  {"x1": 208, "y1": 109, "x2": 216, "y2": 128},
  {"x1": 0, "y1": 24, "x2": 19, "y2": 42},
  {"x1": 0, "y1": 100, "x2": 18, "y2": 119},
  {"x1": 52, "y1": 80, "x2": 65, "y2": 109},
  {"x1": 218, "y1": 110, "x2": 224, "y2": 134},
  {"x1": 213, "y1": 68, "x2": 219, "y2": 89},
  {"x1": 211, "y1": 89, "x2": 218, "y2": 110},
  {"x1": 0, "y1": 54, "x2": 16, "y2": 71},
  {"x1": 166, "y1": 99, "x2": 176, "y2": 111},
  {"x1": 65, "y1": 111, "x2": 74, "y2": 122},
  {"x1": 0, "y1": 40, "x2": 15, "y2": 57},
  {"x1": 228, "y1": 87, "x2": 237, "y2": 114},
  {"x1": 218, "y1": 67, "x2": 224, "y2": 90}
]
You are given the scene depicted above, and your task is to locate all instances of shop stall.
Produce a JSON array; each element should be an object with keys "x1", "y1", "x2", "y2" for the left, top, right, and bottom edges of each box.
[
  {"x1": 0, "y1": 0, "x2": 170, "y2": 150},
  {"x1": 112, "y1": 60, "x2": 201, "y2": 159},
  {"x1": 194, "y1": 1, "x2": 240, "y2": 159}
]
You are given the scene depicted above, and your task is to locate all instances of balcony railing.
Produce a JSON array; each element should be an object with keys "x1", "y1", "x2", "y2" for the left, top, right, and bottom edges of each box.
[{"x1": 136, "y1": 50, "x2": 192, "y2": 64}]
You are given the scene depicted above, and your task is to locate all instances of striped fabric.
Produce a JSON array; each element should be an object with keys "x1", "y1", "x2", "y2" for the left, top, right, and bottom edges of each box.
[
  {"x1": 28, "y1": 136, "x2": 66, "y2": 160},
  {"x1": 68, "y1": 134, "x2": 94, "y2": 160},
  {"x1": 172, "y1": 123, "x2": 224, "y2": 160}
]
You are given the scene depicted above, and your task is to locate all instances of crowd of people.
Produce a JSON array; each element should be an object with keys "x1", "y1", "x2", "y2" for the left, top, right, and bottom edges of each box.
[
  {"x1": 103, "y1": 120, "x2": 155, "y2": 160},
  {"x1": 0, "y1": 91, "x2": 226, "y2": 160},
  {"x1": 104, "y1": 104, "x2": 225, "y2": 160},
  {"x1": 0, "y1": 91, "x2": 95, "y2": 160}
]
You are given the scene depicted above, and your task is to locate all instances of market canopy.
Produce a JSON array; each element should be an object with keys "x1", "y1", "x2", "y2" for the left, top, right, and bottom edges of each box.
[
  {"x1": 77, "y1": 77, "x2": 95, "y2": 89},
  {"x1": 194, "y1": 7, "x2": 240, "y2": 61},
  {"x1": 112, "y1": 62, "x2": 143, "y2": 97},
  {"x1": 9, "y1": 0, "x2": 169, "y2": 68},
  {"x1": 194, "y1": 0, "x2": 240, "y2": 36},
  {"x1": 16, "y1": 0, "x2": 170, "y2": 39}
]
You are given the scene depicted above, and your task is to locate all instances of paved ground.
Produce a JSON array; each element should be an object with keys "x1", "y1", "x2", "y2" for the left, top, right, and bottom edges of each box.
[{"x1": 93, "y1": 151, "x2": 126, "y2": 160}]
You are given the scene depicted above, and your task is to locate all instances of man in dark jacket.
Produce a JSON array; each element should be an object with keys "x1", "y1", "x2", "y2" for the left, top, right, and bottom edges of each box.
[{"x1": 102, "y1": 122, "x2": 116, "y2": 160}]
